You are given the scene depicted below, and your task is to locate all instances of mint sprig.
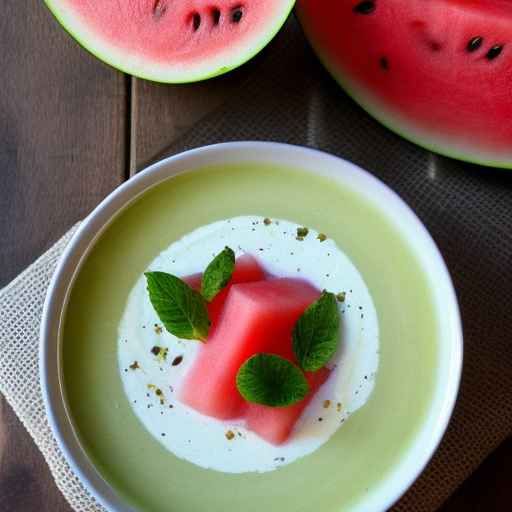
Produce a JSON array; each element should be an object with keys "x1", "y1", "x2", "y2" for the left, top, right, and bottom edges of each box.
[
  {"x1": 201, "y1": 246, "x2": 235, "y2": 302},
  {"x1": 292, "y1": 291, "x2": 340, "y2": 372},
  {"x1": 236, "y1": 353, "x2": 309, "y2": 407},
  {"x1": 145, "y1": 272, "x2": 210, "y2": 341}
]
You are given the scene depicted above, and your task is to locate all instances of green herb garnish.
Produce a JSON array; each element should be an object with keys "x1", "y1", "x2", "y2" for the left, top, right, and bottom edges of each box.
[
  {"x1": 292, "y1": 291, "x2": 340, "y2": 372},
  {"x1": 236, "y1": 353, "x2": 309, "y2": 407},
  {"x1": 296, "y1": 227, "x2": 309, "y2": 239},
  {"x1": 145, "y1": 272, "x2": 210, "y2": 341},
  {"x1": 201, "y1": 246, "x2": 235, "y2": 302},
  {"x1": 151, "y1": 346, "x2": 168, "y2": 363}
]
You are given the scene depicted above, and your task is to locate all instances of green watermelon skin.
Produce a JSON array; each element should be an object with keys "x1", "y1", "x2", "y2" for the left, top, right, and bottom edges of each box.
[{"x1": 297, "y1": 0, "x2": 512, "y2": 168}]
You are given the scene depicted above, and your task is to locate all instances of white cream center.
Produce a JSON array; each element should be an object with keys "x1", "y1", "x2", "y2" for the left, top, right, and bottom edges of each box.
[{"x1": 118, "y1": 216, "x2": 379, "y2": 473}]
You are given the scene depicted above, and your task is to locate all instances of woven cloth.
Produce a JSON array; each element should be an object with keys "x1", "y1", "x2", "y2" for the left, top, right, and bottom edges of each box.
[{"x1": 1, "y1": 17, "x2": 511, "y2": 512}]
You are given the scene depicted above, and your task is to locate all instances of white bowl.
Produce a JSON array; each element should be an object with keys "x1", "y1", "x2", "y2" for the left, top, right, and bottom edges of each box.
[{"x1": 40, "y1": 142, "x2": 463, "y2": 512}]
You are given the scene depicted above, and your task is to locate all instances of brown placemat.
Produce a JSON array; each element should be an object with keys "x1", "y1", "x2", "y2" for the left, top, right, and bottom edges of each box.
[{"x1": 0, "y1": 16, "x2": 511, "y2": 512}]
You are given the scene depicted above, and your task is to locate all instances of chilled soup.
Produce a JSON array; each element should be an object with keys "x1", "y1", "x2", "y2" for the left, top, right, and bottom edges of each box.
[
  {"x1": 118, "y1": 217, "x2": 379, "y2": 473},
  {"x1": 63, "y1": 163, "x2": 439, "y2": 512}
]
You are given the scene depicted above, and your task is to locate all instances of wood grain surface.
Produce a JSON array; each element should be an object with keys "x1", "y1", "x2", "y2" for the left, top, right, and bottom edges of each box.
[
  {"x1": 0, "y1": 2, "x2": 510, "y2": 511},
  {"x1": 132, "y1": 71, "x2": 248, "y2": 172},
  {"x1": 0, "y1": 1, "x2": 126, "y2": 510}
]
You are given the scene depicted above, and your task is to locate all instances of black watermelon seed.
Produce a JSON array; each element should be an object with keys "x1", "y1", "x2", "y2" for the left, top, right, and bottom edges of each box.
[
  {"x1": 467, "y1": 36, "x2": 483, "y2": 52},
  {"x1": 231, "y1": 7, "x2": 243, "y2": 23},
  {"x1": 486, "y1": 45, "x2": 504, "y2": 60},
  {"x1": 379, "y1": 56, "x2": 389, "y2": 70},
  {"x1": 353, "y1": 1, "x2": 376, "y2": 15},
  {"x1": 212, "y1": 8, "x2": 221, "y2": 25},
  {"x1": 172, "y1": 355, "x2": 184, "y2": 366},
  {"x1": 192, "y1": 12, "x2": 201, "y2": 31}
]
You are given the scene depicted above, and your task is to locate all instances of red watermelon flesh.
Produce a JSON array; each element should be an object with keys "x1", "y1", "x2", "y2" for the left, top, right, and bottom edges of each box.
[
  {"x1": 46, "y1": 0, "x2": 295, "y2": 82},
  {"x1": 297, "y1": 0, "x2": 512, "y2": 167},
  {"x1": 184, "y1": 254, "x2": 266, "y2": 327},
  {"x1": 180, "y1": 278, "x2": 321, "y2": 420},
  {"x1": 244, "y1": 367, "x2": 331, "y2": 445}
]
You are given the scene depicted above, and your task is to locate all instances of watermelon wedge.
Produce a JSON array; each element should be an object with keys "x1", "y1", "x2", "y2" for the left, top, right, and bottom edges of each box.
[
  {"x1": 45, "y1": 0, "x2": 295, "y2": 83},
  {"x1": 244, "y1": 367, "x2": 330, "y2": 445},
  {"x1": 180, "y1": 278, "x2": 321, "y2": 419},
  {"x1": 297, "y1": 0, "x2": 512, "y2": 168}
]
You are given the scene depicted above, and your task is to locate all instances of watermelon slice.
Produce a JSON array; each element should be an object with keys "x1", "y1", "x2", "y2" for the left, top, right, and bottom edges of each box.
[
  {"x1": 297, "y1": 0, "x2": 512, "y2": 168},
  {"x1": 244, "y1": 367, "x2": 330, "y2": 445},
  {"x1": 45, "y1": 0, "x2": 295, "y2": 83},
  {"x1": 185, "y1": 253, "x2": 266, "y2": 326},
  {"x1": 180, "y1": 278, "x2": 321, "y2": 419}
]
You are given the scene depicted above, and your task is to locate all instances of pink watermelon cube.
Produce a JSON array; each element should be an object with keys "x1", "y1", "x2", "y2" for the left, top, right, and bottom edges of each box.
[
  {"x1": 184, "y1": 254, "x2": 266, "y2": 326},
  {"x1": 180, "y1": 278, "x2": 321, "y2": 419},
  {"x1": 244, "y1": 368, "x2": 331, "y2": 445}
]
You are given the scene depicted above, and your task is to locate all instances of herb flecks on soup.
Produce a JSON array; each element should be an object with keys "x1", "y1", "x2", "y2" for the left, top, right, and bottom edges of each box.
[{"x1": 118, "y1": 216, "x2": 379, "y2": 473}]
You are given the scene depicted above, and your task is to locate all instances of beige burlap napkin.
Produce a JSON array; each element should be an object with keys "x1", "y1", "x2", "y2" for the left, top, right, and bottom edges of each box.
[
  {"x1": 0, "y1": 224, "x2": 102, "y2": 512},
  {"x1": 1, "y1": 16, "x2": 511, "y2": 512}
]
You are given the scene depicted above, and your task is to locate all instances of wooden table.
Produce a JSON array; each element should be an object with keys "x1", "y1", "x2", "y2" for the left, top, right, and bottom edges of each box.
[{"x1": 0, "y1": 1, "x2": 510, "y2": 510}]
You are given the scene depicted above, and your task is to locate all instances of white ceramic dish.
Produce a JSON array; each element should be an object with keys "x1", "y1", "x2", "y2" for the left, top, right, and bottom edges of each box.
[{"x1": 40, "y1": 142, "x2": 463, "y2": 512}]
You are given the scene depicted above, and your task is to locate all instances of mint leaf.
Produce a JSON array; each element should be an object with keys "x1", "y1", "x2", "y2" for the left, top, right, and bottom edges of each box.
[
  {"x1": 201, "y1": 246, "x2": 235, "y2": 302},
  {"x1": 145, "y1": 272, "x2": 210, "y2": 341},
  {"x1": 236, "y1": 354, "x2": 309, "y2": 407},
  {"x1": 292, "y1": 291, "x2": 340, "y2": 372}
]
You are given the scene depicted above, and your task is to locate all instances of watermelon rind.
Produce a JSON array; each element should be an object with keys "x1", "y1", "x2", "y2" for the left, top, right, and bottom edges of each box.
[
  {"x1": 44, "y1": 0, "x2": 296, "y2": 83},
  {"x1": 297, "y1": 12, "x2": 512, "y2": 170}
]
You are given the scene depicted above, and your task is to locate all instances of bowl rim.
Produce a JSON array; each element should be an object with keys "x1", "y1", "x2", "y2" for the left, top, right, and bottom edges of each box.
[{"x1": 40, "y1": 141, "x2": 463, "y2": 512}]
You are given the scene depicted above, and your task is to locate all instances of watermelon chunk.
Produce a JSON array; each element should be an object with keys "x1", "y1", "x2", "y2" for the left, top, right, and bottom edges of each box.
[
  {"x1": 244, "y1": 368, "x2": 331, "y2": 445},
  {"x1": 180, "y1": 278, "x2": 321, "y2": 419},
  {"x1": 184, "y1": 254, "x2": 266, "y2": 327},
  {"x1": 45, "y1": 0, "x2": 295, "y2": 83},
  {"x1": 297, "y1": 0, "x2": 512, "y2": 168}
]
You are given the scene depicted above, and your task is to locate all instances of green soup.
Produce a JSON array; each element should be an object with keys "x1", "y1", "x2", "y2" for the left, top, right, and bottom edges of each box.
[{"x1": 63, "y1": 163, "x2": 438, "y2": 511}]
